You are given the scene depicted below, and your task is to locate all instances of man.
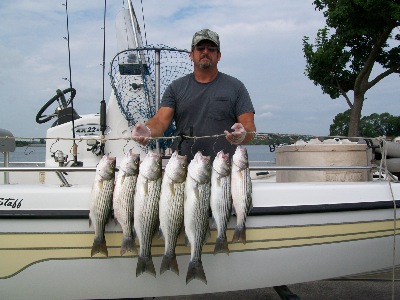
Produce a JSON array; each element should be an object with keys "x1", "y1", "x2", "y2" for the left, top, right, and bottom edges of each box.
[{"x1": 132, "y1": 29, "x2": 256, "y2": 161}]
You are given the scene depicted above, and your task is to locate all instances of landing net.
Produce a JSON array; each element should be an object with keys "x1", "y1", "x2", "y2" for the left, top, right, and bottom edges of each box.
[{"x1": 109, "y1": 45, "x2": 192, "y2": 150}]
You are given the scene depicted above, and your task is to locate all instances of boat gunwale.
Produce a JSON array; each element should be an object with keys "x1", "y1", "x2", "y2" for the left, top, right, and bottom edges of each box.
[{"x1": 1, "y1": 200, "x2": 398, "y2": 219}]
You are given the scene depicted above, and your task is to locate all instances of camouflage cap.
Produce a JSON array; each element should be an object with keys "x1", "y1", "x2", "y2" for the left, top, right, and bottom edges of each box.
[{"x1": 191, "y1": 29, "x2": 220, "y2": 49}]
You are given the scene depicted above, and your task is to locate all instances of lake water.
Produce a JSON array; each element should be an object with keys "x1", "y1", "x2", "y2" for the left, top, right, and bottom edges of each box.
[{"x1": 1, "y1": 144, "x2": 276, "y2": 164}]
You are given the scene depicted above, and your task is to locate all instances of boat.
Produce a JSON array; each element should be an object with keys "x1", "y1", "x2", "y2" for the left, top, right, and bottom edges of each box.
[{"x1": 1, "y1": 1, "x2": 399, "y2": 299}]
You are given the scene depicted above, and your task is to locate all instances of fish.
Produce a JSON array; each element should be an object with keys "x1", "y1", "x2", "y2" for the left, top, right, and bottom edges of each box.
[
  {"x1": 231, "y1": 145, "x2": 252, "y2": 244},
  {"x1": 210, "y1": 150, "x2": 232, "y2": 255},
  {"x1": 159, "y1": 151, "x2": 188, "y2": 275},
  {"x1": 134, "y1": 151, "x2": 162, "y2": 277},
  {"x1": 113, "y1": 149, "x2": 140, "y2": 256},
  {"x1": 184, "y1": 151, "x2": 211, "y2": 284},
  {"x1": 89, "y1": 155, "x2": 116, "y2": 256}
]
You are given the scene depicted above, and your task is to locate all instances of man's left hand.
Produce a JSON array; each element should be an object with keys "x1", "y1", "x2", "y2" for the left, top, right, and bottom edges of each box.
[{"x1": 224, "y1": 123, "x2": 246, "y2": 145}]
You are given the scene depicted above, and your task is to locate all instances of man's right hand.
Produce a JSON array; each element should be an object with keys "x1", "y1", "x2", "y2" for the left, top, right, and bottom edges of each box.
[{"x1": 131, "y1": 123, "x2": 151, "y2": 146}]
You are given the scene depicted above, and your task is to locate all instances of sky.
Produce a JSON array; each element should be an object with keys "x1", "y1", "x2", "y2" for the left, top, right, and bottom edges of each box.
[{"x1": 0, "y1": 0, "x2": 398, "y2": 140}]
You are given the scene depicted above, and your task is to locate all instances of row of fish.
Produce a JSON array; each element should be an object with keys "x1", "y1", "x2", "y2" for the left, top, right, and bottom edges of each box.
[{"x1": 89, "y1": 145, "x2": 252, "y2": 284}]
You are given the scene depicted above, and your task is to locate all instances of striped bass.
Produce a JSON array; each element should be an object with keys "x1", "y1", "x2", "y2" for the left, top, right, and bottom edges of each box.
[
  {"x1": 159, "y1": 151, "x2": 188, "y2": 275},
  {"x1": 113, "y1": 149, "x2": 140, "y2": 256},
  {"x1": 210, "y1": 150, "x2": 231, "y2": 254},
  {"x1": 231, "y1": 145, "x2": 252, "y2": 244},
  {"x1": 134, "y1": 151, "x2": 162, "y2": 277},
  {"x1": 184, "y1": 151, "x2": 211, "y2": 284},
  {"x1": 89, "y1": 155, "x2": 116, "y2": 256}
]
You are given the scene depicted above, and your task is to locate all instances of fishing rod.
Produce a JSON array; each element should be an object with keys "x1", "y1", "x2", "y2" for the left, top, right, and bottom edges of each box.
[
  {"x1": 99, "y1": 0, "x2": 107, "y2": 155},
  {"x1": 63, "y1": 0, "x2": 82, "y2": 166}
]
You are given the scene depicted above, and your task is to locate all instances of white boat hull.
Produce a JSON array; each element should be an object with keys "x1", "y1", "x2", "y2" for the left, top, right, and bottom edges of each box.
[{"x1": 1, "y1": 181, "x2": 399, "y2": 299}]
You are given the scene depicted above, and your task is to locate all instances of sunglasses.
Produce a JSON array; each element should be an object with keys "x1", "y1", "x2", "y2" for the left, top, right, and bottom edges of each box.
[{"x1": 195, "y1": 45, "x2": 218, "y2": 52}]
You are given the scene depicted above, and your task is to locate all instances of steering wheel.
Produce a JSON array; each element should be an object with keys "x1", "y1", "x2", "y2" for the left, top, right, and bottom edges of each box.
[{"x1": 36, "y1": 87, "x2": 77, "y2": 124}]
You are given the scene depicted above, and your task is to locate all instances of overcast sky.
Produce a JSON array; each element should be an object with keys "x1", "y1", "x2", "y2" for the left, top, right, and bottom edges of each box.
[{"x1": 0, "y1": 0, "x2": 398, "y2": 139}]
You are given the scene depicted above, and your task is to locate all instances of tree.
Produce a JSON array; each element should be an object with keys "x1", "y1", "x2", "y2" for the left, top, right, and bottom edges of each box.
[
  {"x1": 329, "y1": 109, "x2": 350, "y2": 136},
  {"x1": 330, "y1": 110, "x2": 400, "y2": 137},
  {"x1": 303, "y1": 0, "x2": 400, "y2": 137}
]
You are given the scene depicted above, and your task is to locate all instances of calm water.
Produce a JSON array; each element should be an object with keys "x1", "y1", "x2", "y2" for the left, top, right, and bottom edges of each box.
[
  {"x1": 2, "y1": 146, "x2": 46, "y2": 164},
  {"x1": 1, "y1": 144, "x2": 276, "y2": 164}
]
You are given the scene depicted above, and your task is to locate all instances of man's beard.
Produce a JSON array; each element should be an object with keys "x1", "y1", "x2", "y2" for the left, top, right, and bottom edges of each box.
[
  {"x1": 199, "y1": 61, "x2": 212, "y2": 69},
  {"x1": 198, "y1": 55, "x2": 212, "y2": 69}
]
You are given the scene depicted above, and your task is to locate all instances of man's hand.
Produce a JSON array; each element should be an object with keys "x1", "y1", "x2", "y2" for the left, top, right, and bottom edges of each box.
[
  {"x1": 224, "y1": 123, "x2": 246, "y2": 145},
  {"x1": 131, "y1": 123, "x2": 151, "y2": 146}
]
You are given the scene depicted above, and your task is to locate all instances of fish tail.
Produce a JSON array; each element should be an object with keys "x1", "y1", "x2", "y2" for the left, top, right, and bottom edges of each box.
[
  {"x1": 136, "y1": 256, "x2": 156, "y2": 278},
  {"x1": 160, "y1": 254, "x2": 179, "y2": 275},
  {"x1": 186, "y1": 261, "x2": 207, "y2": 285},
  {"x1": 120, "y1": 236, "x2": 138, "y2": 256},
  {"x1": 91, "y1": 238, "x2": 108, "y2": 257},
  {"x1": 214, "y1": 236, "x2": 229, "y2": 255},
  {"x1": 232, "y1": 225, "x2": 246, "y2": 244}
]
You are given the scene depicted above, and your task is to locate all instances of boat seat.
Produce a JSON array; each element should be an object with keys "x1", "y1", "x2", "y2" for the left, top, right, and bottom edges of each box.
[{"x1": 51, "y1": 107, "x2": 81, "y2": 127}]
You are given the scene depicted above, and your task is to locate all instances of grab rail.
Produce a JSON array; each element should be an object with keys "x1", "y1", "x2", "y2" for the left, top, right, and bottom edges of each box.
[
  {"x1": 0, "y1": 165, "x2": 374, "y2": 186},
  {"x1": 0, "y1": 167, "x2": 96, "y2": 172},
  {"x1": 0, "y1": 166, "x2": 372, "y2": 172}
]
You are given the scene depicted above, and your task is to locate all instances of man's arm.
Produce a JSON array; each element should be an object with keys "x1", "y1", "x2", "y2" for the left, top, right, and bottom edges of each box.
[
  {"x1": 146, "y1": 107, "x2": 174, "y2": 137},
  {"x1": 131, "y1": 107, "x2": 174, "y2": 145}
]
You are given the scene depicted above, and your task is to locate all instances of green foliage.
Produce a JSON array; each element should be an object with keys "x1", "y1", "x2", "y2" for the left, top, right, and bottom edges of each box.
[
  {"x1": 330, "y1": 109, "x2": 351, "y2": 136},
  {"x1": 303, "y1": 0, "x2": 400, "y2": 136},
  {"x1": 330, "y1": 110, "x2": 400, "y2": 137},
  {"x1": 16, "y1": 141, "x2": 31, "y2": 147}
]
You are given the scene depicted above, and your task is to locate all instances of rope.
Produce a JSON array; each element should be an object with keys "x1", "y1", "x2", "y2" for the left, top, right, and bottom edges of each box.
[{"x1": 0, "y1": 133, "x2": 384, "y2": 143}]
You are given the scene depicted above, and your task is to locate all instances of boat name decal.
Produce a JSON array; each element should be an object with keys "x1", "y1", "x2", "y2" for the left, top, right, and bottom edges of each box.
[{"x1": 0, "y1": 197, "x2": 23, "y2": 209}]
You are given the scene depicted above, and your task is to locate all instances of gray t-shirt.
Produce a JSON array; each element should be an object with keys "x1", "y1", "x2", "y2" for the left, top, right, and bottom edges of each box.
[{"x1": 160, "y1": 72, "x2": 255, "y2": 161}]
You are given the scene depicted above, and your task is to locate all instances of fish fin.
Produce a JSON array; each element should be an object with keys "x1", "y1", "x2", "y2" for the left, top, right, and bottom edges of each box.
[
  {"x1": 136, "y1": 256, "x2": 156, "y2": 278},
  {"x1": 91, "y1": 238, "x2": 108, "y2": 257},
  {"x1": 160, "y1": 254, "x2": 179, "y2": 275},
  {"x1": 144, "y1": 179, "x2": 149, "y2": 196},
  {"x1": 231, "y1": 205, "x2": 236, "y2": 216},
  {"x1": 249, "y1": 198, "x2": 254, "y2": 213},
  {"x1": 120, "y1": 236, "x2": 137, "y2": 256},
  {"x1": 194, "y1": 184, "x2": 200, "y2": 200},
  {"x1": 184, "y1": 233, "x2": 190, "y2": 247},
  {"x1": 111, "y1": 208, "x2": 115, "y2": 220},
  {"x1": 107, "y1": 210, "x2": 113, "y2": 225},
  {"x1": 158, "y1": 226, "x2": 164, "y2": 240},
  {"x1": 232, "y1": 225, "x2": 246, "y2": 244},
  {"x1": 169, "y1": 181, "x2": 175, "y2": 196},
  {"x1": 210, "y1": 216, "x2": 216, "y2": 230},
  {"x1": 205, "y1": 226, "x2": 211, "y2": 244},
  {"x1": 186, "y1": 261, "x2": 207, "y2": 285},
  {"x1": 214, "y1": 236, "x2": 229, "y2": 255},
  {"x1": 153, "y1": 219, "x2": 160, "y2": 239},
  {"x1": 131, "y1": 216, "x2": 136, "y2": 240}
]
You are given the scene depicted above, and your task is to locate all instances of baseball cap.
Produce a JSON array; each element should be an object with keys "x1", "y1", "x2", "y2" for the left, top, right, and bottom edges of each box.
[{"x1": 191, "y1": 29, "x2": 220, "y2": 50}]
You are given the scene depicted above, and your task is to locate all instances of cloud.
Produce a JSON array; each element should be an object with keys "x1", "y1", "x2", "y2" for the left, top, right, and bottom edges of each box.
[
  {"x1": 0, "y1": 0, "x2": 397, "y2": 139},
  {"x1": 258, "y1": 112, "x2": 274, "y2": 119}
]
